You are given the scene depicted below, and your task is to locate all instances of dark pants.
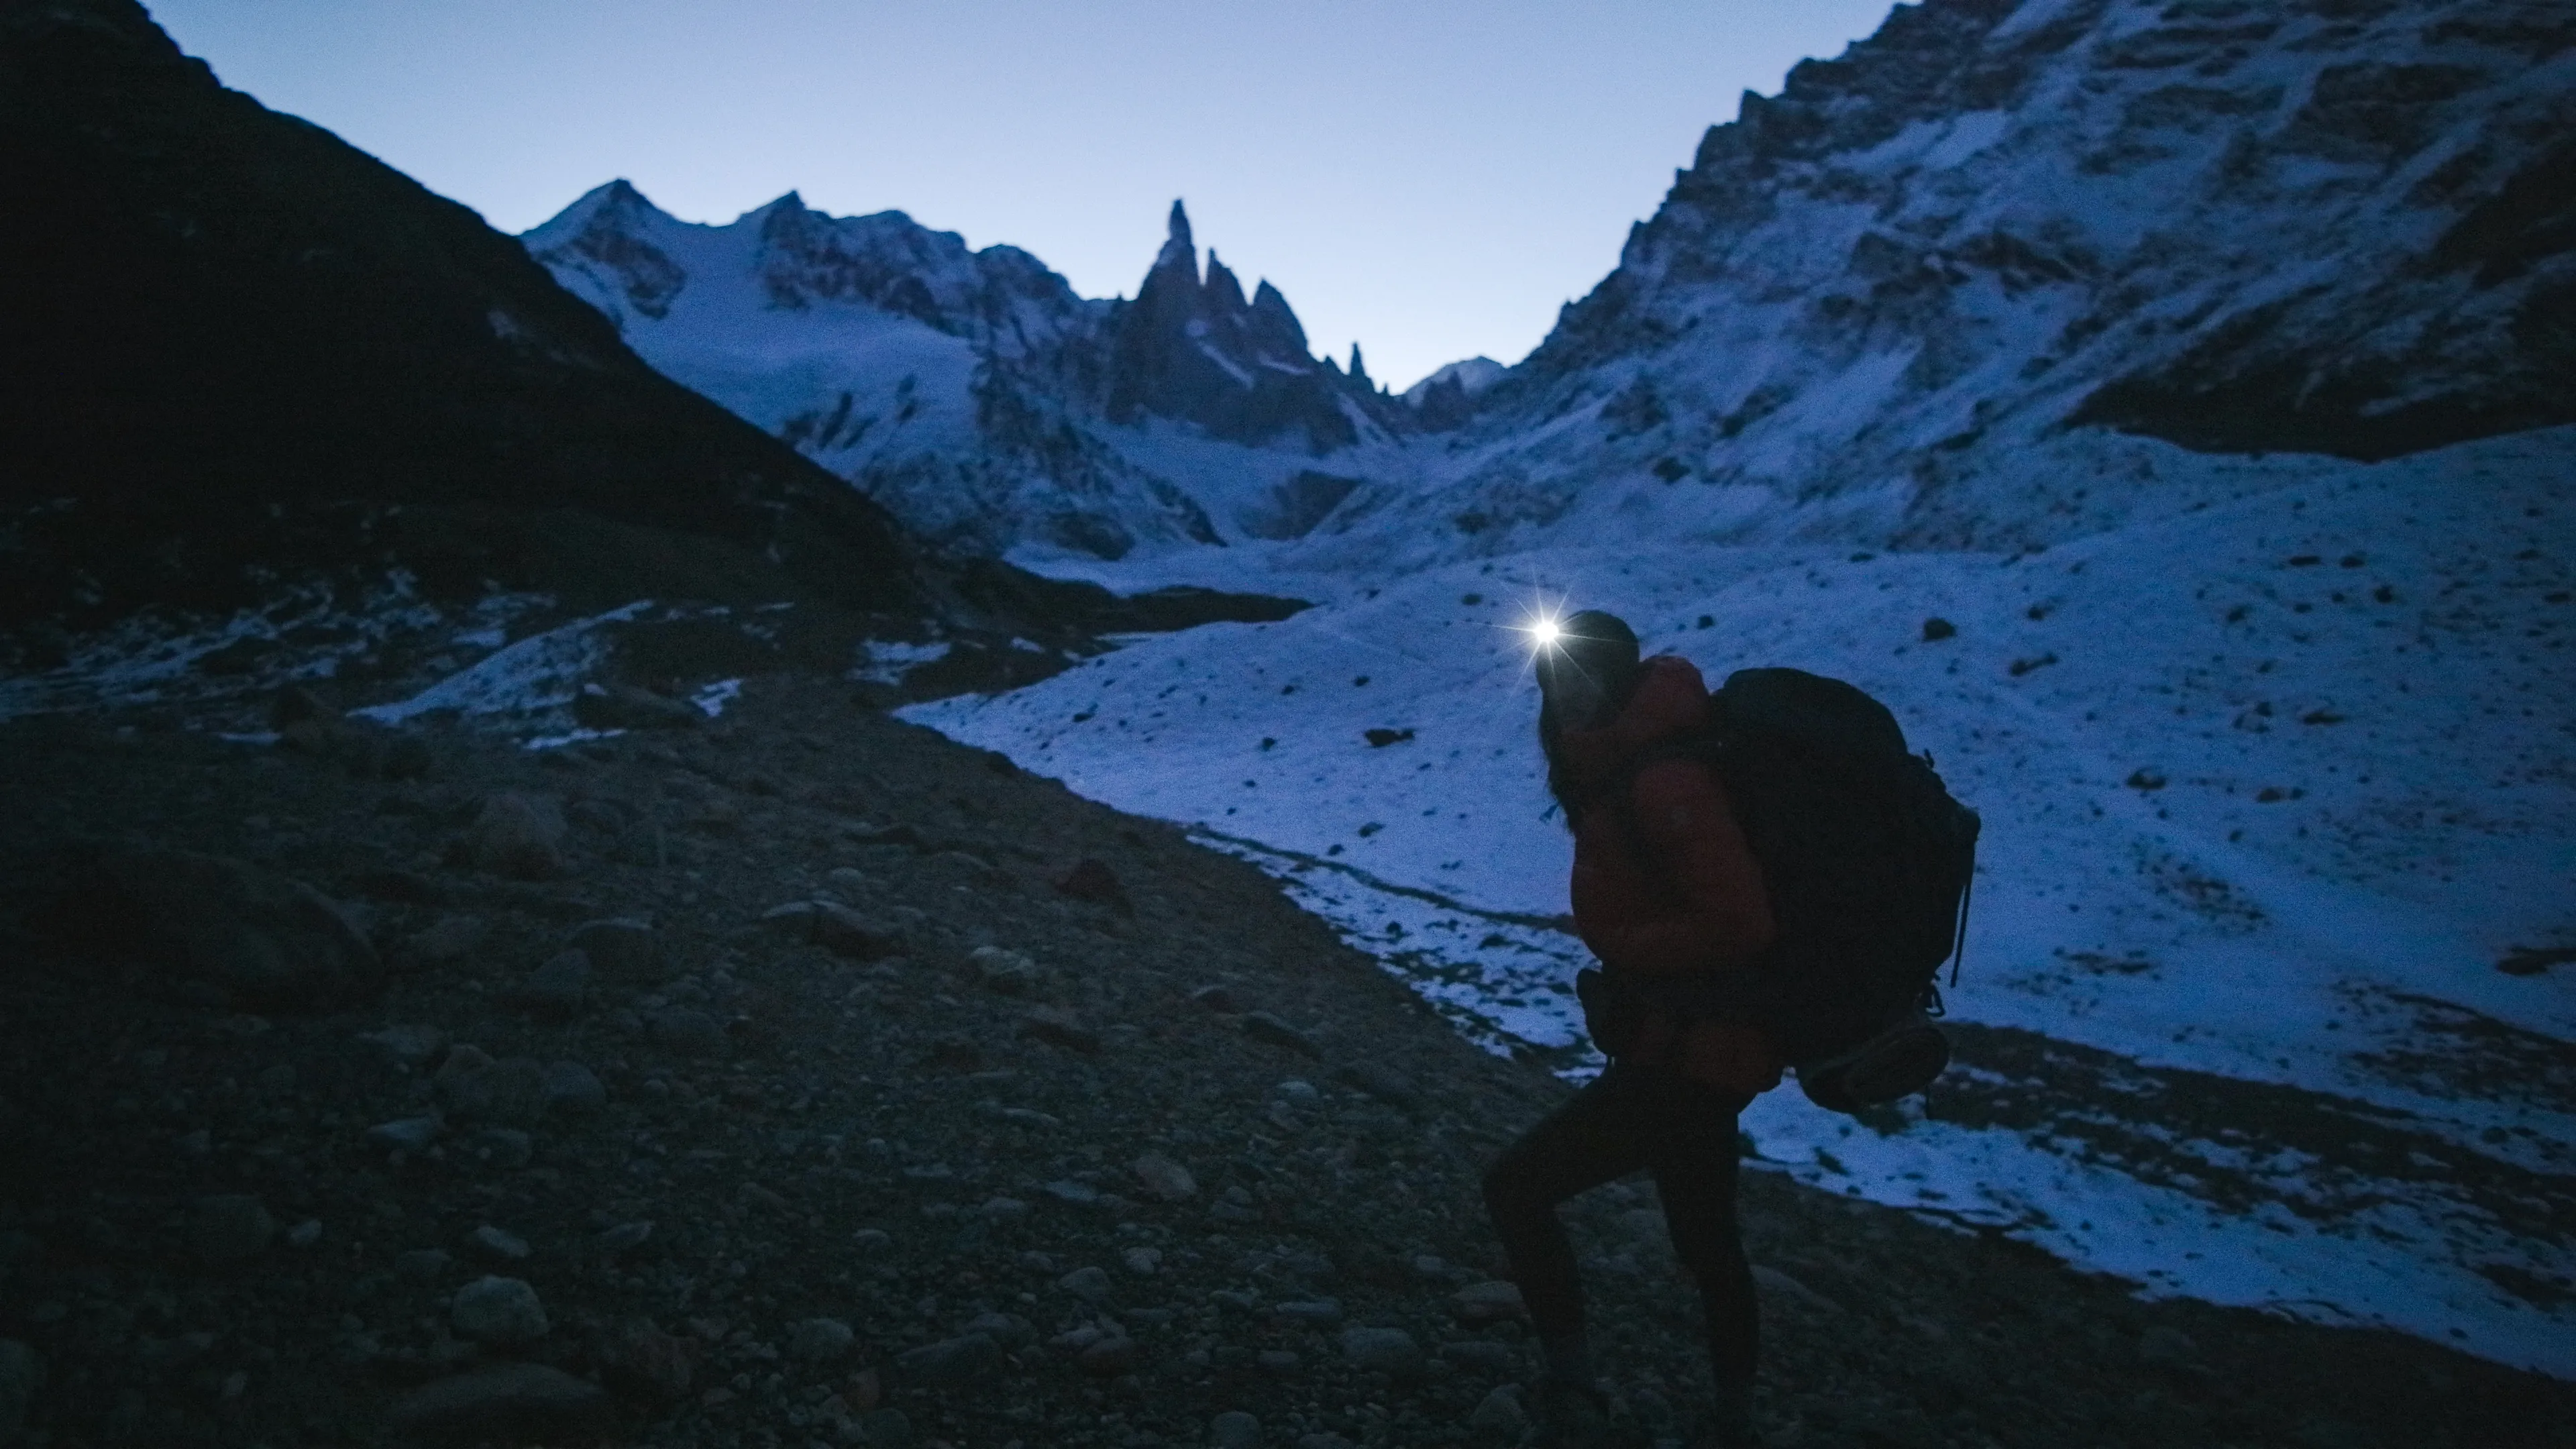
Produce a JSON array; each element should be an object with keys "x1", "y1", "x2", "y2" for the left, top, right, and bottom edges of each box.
[{"x1": 1482, "y1": 1063, "x2": 1758, "y2": 1386}]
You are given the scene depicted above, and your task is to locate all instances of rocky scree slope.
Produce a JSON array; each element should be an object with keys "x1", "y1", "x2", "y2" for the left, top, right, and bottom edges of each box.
[
  {"x1": 525, "y1": 189, "x2": 1423, "y2": 561},
  {"x1": 1311, "y1": 0, "x2": 2576, "y2": 564},
  {"x1": 0, "y1": 676, "x2": 2571, "y2": 1448}
]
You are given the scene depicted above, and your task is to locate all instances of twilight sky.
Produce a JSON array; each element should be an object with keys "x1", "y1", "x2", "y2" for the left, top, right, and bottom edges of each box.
[{"x1": 150, "y1": 1, "x2": 1894, "y2": 392}]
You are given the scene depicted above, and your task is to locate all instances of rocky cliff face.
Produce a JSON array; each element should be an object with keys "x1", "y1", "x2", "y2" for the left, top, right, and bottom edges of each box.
[
  {"x1": 0, "y1": 0, "x2": 971, "y2": 633},
  {"x1": 528, "y1": 194, "x2": 1409, "y2": 560},
  {"x1": 1104, "y1": 201, "x2": 1389, "y2": 451},
  {"x1": 1307, "y1": 0, "x2": 2575, "y2": 566}
]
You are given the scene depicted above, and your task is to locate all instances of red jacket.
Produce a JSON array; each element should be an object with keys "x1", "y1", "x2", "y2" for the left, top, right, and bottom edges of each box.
[{"x1": 1558, "y1": 655, "x2": 1783, "y2": 1094}]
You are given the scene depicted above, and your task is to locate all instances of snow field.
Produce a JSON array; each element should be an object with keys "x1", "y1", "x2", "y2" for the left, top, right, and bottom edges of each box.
[{"x1": 908, "y1": 426, "x2": 2576, "y2": 1372}]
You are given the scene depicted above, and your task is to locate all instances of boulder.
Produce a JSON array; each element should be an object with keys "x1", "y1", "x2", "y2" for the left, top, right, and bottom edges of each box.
[
  {"x1": 1451, "y1": 1280, "x2": 1526, "y2": 1324},
  {"x1": 1130, "y1": 1152, "x2": 1196, "y2": 1202},
  {"x1": 1339, "y1": 1326, "x2": 1422, "y2": 1376},
  {"x1": 894, "y1": 1332, "x2": 1001, "y2": 1385},
  {"x1": 541, "y1": 1060, "x2": 608, "y2": 1115},
  {"x1": 465, "y1": 794, "x2": 566, "y2": 880},
  {"x1": 435, "y1": 1046, "x2": 546, "y2": 1122},
  {"x1": 594, "y1": 1318, "x2": 692, "y2": 1402},
  {"x1": 1242, "y1": 1012, "x2": 1322, "y2": 1058},
  {"x1": 789, "y1": 1317, "x2": 855, "y2": 1363},
  {"x1": 511, "y1": 949, "x2": 590, "y2": 1016},
  {"x1": 450, "y1": 1275, "x2": 548, "y2": 1344},
  {"x1": 58, "y1": 849, "x2": 380, "y2": 1010},
  {"x1": 572, "y1": 681, "x2": 702, "y2": 731},
  {"x1": 1053, "y1": 858, "x2": 1132, "y2": 913},
  {"x1": 388, "y1": 1361, "x2": 608, "y2": 1442},
  {"x1": 567, "y1": 918, "x2": 656, "y2": 980}
]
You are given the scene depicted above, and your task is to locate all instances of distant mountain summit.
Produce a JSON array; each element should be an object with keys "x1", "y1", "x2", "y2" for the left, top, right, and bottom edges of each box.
[
  {"x1": 1105, "y1": 201, "x2": 1387, "y2": 451},
  {"x1": 527, "y1": 191, "x2": 1417, "y2": 559}
]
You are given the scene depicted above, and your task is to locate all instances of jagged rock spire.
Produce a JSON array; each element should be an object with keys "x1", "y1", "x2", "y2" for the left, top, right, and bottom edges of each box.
[{"x1": 1155, "y1": 199, "x2": 1197, "y2": 283}]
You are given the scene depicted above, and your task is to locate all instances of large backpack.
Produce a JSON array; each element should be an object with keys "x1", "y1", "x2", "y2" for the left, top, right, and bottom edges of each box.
[{"x1": 1595, "y1": 666, "x2": 1980, "y2": 1110}]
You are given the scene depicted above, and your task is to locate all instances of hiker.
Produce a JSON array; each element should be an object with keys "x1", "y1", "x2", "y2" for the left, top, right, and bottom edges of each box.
[
  {"x1": 1482, "y1": 609, "x2": 1776, "y2": 1449},
  {"x1": 1483, "y1": 609, "x2": 1978, "y2": 1447}
]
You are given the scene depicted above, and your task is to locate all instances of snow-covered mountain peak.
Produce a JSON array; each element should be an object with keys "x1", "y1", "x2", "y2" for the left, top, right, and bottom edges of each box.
[{"x1": 1346, "y1": 0, "x2": 2574, "y2": 569}]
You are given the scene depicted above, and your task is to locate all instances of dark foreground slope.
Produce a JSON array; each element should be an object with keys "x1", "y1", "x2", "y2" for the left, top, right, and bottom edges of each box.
[{"x1": 0, "y1": 678, "x2": 2567, "y2": 1449}]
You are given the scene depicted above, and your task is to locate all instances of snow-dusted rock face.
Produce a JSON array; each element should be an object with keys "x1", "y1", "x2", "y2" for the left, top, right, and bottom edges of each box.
[
  {"x1": 1343, "y1": 0, "x2": 2572, "y2": 564},
  {"x1": 527, "y1": 189, "x2": 1409, "y2": 560}
]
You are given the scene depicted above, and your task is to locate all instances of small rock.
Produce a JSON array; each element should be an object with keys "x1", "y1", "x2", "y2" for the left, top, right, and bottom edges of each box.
[
  {"x1": 450, "y1": 1275, "x2": 548, "y2": 1344},
  {"x1": 403, "y1": 914, "x2": 488, "y2": 967},
  {"x1": 596, "y1": 1317, "x2": 692, "y2": 1401},
  {"x1": 0, "y1": 1340, "x2": 44, "y2": 1440},
  {"x1": 765, "y1": 900, "x2": 902, "y2": 959},
  {"x1": 389, "y1": 1361, "x2": 609, "y2": 1440},
  {"x1": 190, "y1": 1194, "x2": 274, "y2": 1264},
  {"x1": 1077, "y1": 1336, "x2": 1137, "y2": 1376},
  {"x1": 650, "y1": 1008, "x2": 727, "y2": 1057},
  {"x1": 1132, "y1": 1151, "x2": 1197, "y2": 1202},
  {"x1": 961, "y1": 1311, "x2": 1034, "y2": 1348},
  {"x1": 1438, "y1": 1340, "x2": 1518, "y2": 1374},
  {"x1": 436, "y1": 1047, "x2": 546, "y2": 1121},
  {"x1": 1256, "y1": 1348, "x2": 1300, "y2": 1372},
  {"x1": 1058, "y1": 1265, "x2": 1114, "y2": 1303},
  {"x1": 541, "y1": 1060, "x2": 607, "y2": 1114},
  {"x1": 1921, "y1": 616, "x2": 1957, "y2": 643},
  {"x1": 1273, "y1": 1299, "x2": 1342, "y2": 1326},
  {"x1": 1043, "y1": 1179, "x2": 1099, "y2": 1205},
  {"x1": 396, "y1": 1248, "x2": 453, "y2": 1281},
  {"x1": 1297, "y1": 1434, "x2": 1356, "y2": 1449},
  {"x1": 286, "y1": 1218, "x2": 323, "y2": 1249},
  {"x1": 894, "y1": 1332, "x2": 1001, "y2": 1385},
  {"x1": 1053, "y1": 857, "x2": 1132, "y2": 912},
  {"x1": 1750, "y1": 1264, "x2": 1842, "y2": 1316},
  {"x1": 1334, "y1": 1060, "x2": 1419, "y2": 1110},
  {"x1": 978, "y1": 1197, "x2": 1028, "y2": 1220},
  {"x1": 467, "y1": 1225, "x2": 531, "y2": 1263},
  {"x1": 1468, "y1": 1383, "x2": 1527, "y2": 1438},
  {"x1": 1018, "y1": 1006, "x2": 1099, "y2": 1055},
  {"x1": 568, "y1": 917, "x2": 657, "y2": 980},
  {"x1": 1210, "y1": 1409, "x2": 1261, "y2": 1449},
  {"x1": 1451, "y1": 1280, "x2": 1525, "y2": 1324},
  {"x1": 592, "y1": 1221, "x2": 653, "y2": 1256},
  {"x1": 2138, "y1": 1325, "x2": 2200, "y2": 1366},
  {"x1": 466, "y1": 793, "x2": 568, "y2": 880},
  {"x1": 1189, "y1": 982, "x2": 1239, "y2": 1012},
  {"x1": 1121, "y1": 1246, "x2": 1163, "y2": 1276},
  {"x1": 969, "y1": 945, "x2": 1039, "y2": 994},
  {"x1": 460, "y1": 1127, "x2": 533, "y2": 1169},
  {"x1": 572, "y1": 682, "x2": 702, "y2": 731},
  {"x1": 790, "y1": 1317, "x2": 855, "y2": 1362},
  {"x1": 811, "y1": 901, "x2": 902, "y2": 959},
  {"x1": 858, "y1": 1407, "x2": 913, "y2": 1448},
  {"x1": 358, "y1": 1023, "x2": 445, "y2": 1064},
  {"x1": 365, "y1": 1115, "x2": 443, "y2": 1153},
  {"x1": 1340, "y1": 1326, "x2": 1422, "y2": 1376},
  {"x1": 1241, "y1": 1012, "x2": 1321, "y2": 1057},
  {"x1": 511, "y1": 949, "x2": 590, "y2": 1016}
]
